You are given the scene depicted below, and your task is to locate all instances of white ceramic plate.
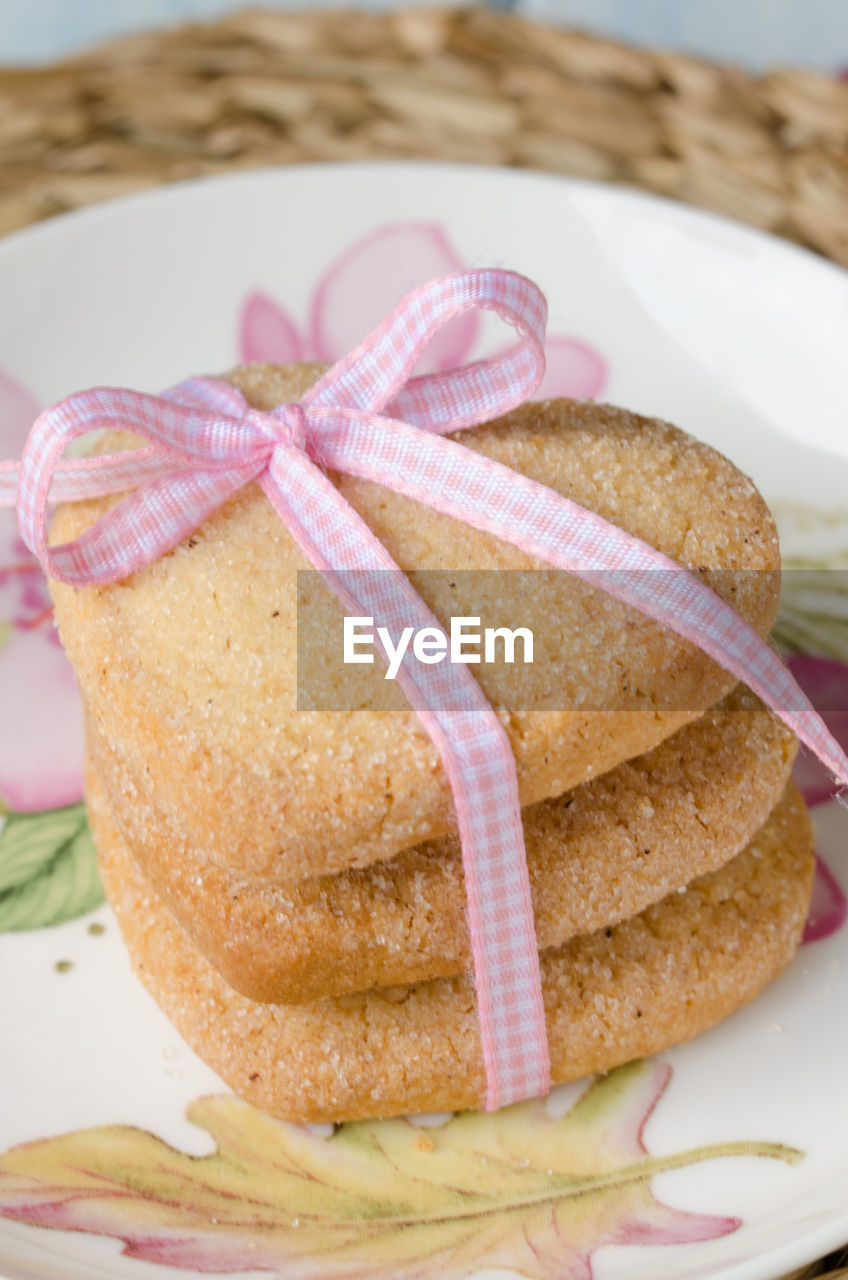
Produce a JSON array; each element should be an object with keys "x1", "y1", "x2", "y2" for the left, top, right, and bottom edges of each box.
[{"x1": 0, "y1": 164, "x2": 847, "y2": 1280}]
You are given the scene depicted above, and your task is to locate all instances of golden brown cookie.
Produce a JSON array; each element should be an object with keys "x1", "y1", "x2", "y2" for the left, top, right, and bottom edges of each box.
[
  {"x1": 88, "y1": 686, "x2": 797, "y2": 1003},
  {"x1": 54, "y1": 365, "x2": 780, "y2": 881},
  {"x1": 89, "y1": 772, "x2": 813, "y2": 1123}
]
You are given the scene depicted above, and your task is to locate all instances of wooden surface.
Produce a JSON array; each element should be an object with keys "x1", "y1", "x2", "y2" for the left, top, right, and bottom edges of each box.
[{"x1": 1, "y1": 8, "x2": 846, "y2": 1276}]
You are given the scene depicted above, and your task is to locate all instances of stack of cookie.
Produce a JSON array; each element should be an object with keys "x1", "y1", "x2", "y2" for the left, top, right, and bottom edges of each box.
[{"x1": 51, "y1": 364, "x2": 814, "y2": 1122}]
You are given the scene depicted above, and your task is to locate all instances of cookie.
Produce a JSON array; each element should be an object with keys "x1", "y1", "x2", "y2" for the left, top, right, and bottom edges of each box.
[
  {"x1": 89, "y1": 772, "x2": 813, "y2": 1122},
  {"x1": 88, "y1": 686, "x2": 797, "y2": 1002},
  {"x1": 54, "y1": 365, "x2": 780, "y2": 881}
]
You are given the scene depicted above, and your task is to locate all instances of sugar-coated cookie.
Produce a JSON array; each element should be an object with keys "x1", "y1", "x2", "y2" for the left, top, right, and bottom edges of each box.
[
  {"x1": 53, "y1": 366, "x2": 780, "y2": 882},
  {"x1": 90, "y1": 773, "x2": 813, "y2": 1122},
  {"x1": 88, "y1": 686, "x2": 797, "y2": 1003}
]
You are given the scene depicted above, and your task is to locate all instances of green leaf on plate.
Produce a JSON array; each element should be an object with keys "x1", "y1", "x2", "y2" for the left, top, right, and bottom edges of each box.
[{"x1": 0, "y1": 803, "x2": 104, "y2": 931}]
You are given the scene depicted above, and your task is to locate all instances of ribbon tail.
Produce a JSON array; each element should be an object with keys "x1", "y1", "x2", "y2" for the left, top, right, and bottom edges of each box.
[
  {"x1": 262, "y1": 446, "x2": 550, "y2": 1110},
  {"x1": 579, "y1": 568, "x2": 848, "y2": 789},
  {"x1": 316, "y1": 413, "x2": 848, "y2": 792}
]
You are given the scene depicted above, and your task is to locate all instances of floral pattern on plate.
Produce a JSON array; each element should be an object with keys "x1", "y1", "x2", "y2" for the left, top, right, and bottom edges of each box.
[
  {"x1": 0, "y1": 1061, "x2": 801, "y2": 1279},
  {"x1": 238, "y1": 222, "x2": 609, "y2": 401},
  {"x1": 0, "y1": 371, "x2": 84, "y2": 816}
]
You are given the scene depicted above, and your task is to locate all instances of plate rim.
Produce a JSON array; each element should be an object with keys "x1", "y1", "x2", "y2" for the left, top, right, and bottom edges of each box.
[{"x1": 0, "y1": 158, "x2": 845, "y2": 295}]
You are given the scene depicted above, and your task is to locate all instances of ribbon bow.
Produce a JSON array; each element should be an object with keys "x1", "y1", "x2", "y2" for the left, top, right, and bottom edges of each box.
[{"x1": 3, "y1": 269, "x2": 847, "y2": 1112}]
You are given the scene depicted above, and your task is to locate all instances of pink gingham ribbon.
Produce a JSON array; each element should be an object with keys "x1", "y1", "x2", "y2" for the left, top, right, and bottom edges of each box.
[{"x1": 2, "y1": 268, "x2": 847, "y2": 1112}]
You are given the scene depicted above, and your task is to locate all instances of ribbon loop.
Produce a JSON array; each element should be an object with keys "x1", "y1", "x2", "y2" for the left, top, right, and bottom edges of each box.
[
  {"x1": 16, "y1": 387, "x2": 275, "y2": 586},
  {"x1": 46, "y1": 462, "x2": 264, "y2": 586},
  {"x1": 303, "y1": 269, "x2": 547, "y2": 433}
]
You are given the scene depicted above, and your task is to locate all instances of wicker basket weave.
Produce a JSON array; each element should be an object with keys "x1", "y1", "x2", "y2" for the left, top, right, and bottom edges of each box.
[
  {"x1": 1, "y1": 6, "x2": 847, "y2": 264},
  {"x1": 1, "y1": 9, "x2": 847, "y2": 1276}
]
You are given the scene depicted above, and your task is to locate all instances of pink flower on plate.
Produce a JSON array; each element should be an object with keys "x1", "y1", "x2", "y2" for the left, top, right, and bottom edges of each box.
[
  {"x1": 0, "y1": 370, "x2": 84, "y2": 813},
  {"x1": 239, "y1": 221, "x2": 608, "y2": 398},
  {"x1": 786, "y1": 654, "x2": 848, "y2": 809},
  {"x1": 804, "y1": 854, "x2": 848, "y2": 945},
  {"x1": 784, "y1": 654, "x2": 848, "y2": 945}
]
